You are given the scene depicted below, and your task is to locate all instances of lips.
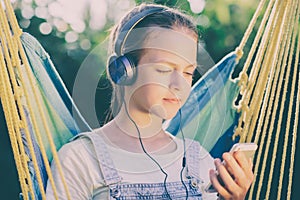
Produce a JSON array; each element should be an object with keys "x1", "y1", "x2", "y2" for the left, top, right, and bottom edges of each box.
[{"x1": 163, "y1": 98, "x2": 181, "y2": 104}]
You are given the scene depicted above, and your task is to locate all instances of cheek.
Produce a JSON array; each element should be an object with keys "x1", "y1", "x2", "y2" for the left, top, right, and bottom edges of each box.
[
  {"x1": 137, "y1": 76, "x2": 170, "y2": 88},
  {"x1": 136, "y1": 67, "x2": 170, "y2": 86},
  {"x1": 143, "y1": 84, "x2": 166, "y2": 100},
  {"x1": 130, "y1": 85, "x2": 164, "y2": 104}
]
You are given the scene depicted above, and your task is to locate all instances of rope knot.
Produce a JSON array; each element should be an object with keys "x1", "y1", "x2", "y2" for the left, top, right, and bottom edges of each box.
[
  {"x1": 238, "y1": 73, "x2": 248, "y2": 85},
  {"x1": 236, "y1": 100, "x2": 250, "y2": 113},
  {"x1": 14, "y1": 87, "x2": 24, "y2": 99},
  {"x1": 238, "y1": 73, "x2": 249, "y2": 93},
  {"x1": 235, "y1": 47, "x2": 244, "y2": 62},
  {"x1": 14, "y1": 28, "x2": 23, "y2": 38},
  {"x1": 233, "y1": 127, "x2": 243, "y2": 140}
]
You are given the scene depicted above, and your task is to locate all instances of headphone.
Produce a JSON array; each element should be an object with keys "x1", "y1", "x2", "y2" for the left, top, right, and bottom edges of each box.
[{"x1": 108, "y1": 7, "x2": 165, "y2": 85}]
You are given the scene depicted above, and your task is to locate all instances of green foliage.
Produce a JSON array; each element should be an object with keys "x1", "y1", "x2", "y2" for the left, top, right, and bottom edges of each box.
[
  {"x1": 134, "y1": 0, "x2": 258, "y2": 62},
  {"x1": 135, "y1": 0, "x2": 177, "y2": 6},
  {"x1": 14, "y1": 1, "x2": 113, "y2": 92},
  {"x1": 202, "y1": 0, "x2": 258, "y2": 61}
]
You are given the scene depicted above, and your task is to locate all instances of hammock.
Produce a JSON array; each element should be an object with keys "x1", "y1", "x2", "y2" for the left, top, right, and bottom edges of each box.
[{"x1": 0, "y1": 0, "x2": 299, "y2": 199}]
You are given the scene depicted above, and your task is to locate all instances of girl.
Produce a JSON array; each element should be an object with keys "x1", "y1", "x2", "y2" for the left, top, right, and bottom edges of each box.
[{"x1": 46, "y1": 3, "x2": 254, "y2": 200}]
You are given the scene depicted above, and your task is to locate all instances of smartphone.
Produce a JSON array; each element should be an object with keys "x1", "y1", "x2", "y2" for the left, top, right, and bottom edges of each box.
[{"x1": 204, "y1": 143, "x2": 258, "y2": 193}]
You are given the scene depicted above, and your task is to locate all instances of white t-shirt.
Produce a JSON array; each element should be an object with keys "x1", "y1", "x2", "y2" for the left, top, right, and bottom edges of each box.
[{"x1": 46, "y1": 132, "x2": 217, "y2": 199}]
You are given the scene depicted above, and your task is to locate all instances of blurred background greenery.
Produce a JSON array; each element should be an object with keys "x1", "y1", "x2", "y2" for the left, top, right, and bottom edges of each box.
[
  {"x1": 4, "y1": 0, "x2": 294, "y2": 199},
  {"x1": 12, "y1": 0, "x2": 258, "y2": 91},
  {"x1": 11, "y1": 0, "x2": 259, "y2": 126}
]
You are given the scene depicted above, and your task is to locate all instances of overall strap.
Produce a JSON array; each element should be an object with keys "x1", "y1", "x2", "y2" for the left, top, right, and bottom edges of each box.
[
  {"x1": 77, "y1": 132, "x2": 122, "y2": 186},
  {"x1": 185, "y1": 139, "x2": 201, "y2": 179}
]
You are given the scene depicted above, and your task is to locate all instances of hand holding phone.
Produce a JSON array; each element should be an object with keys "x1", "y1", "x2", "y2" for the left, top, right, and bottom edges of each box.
[{"x1": 205, "y1": 143, "x2": 258, "y2": 193}]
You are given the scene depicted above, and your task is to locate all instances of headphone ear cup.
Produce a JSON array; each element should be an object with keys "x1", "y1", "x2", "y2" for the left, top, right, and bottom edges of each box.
[{"x1": 108, "y1": 55, "x2": 136, "y2": 85}]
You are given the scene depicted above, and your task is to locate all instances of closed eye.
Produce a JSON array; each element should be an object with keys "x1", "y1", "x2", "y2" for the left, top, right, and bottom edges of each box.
[
  {"x1": 184, "y1": 72, "x2": 194, "y2": 76},
  {"x1": 155, "y1": 64, "x2": 173, "y2": 74},
  {"x1": 156, "y1": 69, "x2": 172, "y2": 73}
]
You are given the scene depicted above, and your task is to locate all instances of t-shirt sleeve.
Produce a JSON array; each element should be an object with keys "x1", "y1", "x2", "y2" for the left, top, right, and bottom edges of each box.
[{"x1": 46, "y1": 139, "x2": 104, "y2": 200}]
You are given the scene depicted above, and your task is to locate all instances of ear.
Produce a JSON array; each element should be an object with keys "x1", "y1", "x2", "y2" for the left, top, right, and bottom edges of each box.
[{"x1": 108, "y1": 55, "x2": 136, "y2": 85}]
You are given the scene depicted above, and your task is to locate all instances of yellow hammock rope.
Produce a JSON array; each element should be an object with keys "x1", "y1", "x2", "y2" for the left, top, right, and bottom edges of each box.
[
  {"x1": 0, "y1": 0, "x2": 299, "y2": 200},
  {"x1": 233, "y1": 0, "x2": 299, "y2": 199},
  {"x1": 0, "y1": 0, "x2": 71, "y2": 199}
]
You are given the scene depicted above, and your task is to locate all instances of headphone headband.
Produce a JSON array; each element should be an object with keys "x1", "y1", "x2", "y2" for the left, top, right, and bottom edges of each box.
[
  {"x1": 109, "y1": 6, "x2": 166, "y2": 85},
  {"x1": 115, "y1": 6, "x2": 165, "y2": 56}
]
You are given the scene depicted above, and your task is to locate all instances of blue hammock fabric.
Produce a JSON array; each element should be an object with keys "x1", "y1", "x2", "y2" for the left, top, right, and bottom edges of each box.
[
  {"x1": 19, "y1": 33, "x2": 92, "y2": 199},
  {"x1": 17, "y1": 33, "x2": 240, "y2": 199}
]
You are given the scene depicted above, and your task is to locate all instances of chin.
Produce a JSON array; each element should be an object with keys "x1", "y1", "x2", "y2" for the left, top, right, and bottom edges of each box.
[
  {"x1": 163, "y1": 111, "x2": 179, "y2": 120},
  {"x1": 150, "y1": 104, "x2": 180, "y2": 120}
]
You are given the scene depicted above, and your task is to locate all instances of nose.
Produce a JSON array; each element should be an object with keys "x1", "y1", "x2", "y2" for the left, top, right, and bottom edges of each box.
[{"x1": 169, "y1": 71, "x2": 186, "y2": 91}]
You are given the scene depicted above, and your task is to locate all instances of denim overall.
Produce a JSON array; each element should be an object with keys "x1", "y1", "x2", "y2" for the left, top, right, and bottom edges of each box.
[{"x1": 84, "y1": 133, "x2": 205, "y2": 200}]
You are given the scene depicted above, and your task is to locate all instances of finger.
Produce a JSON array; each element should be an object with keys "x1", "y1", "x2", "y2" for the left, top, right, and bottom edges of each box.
[
  {"x1": 221, "y1": 153, "x2": 235, "y2": 175},
  {"x1": 233, "y1": 151, "x2": 254, "y2": 182},
  {"x1": 222, "y1": 153, "x2": 245, "y2": 179},
  {"x1": 209, "y1": 169, "x2": 231, "y2": 199},
  {"x1": 214, "y1": 158, "x2": 240, "y2": 193},
  {"x1": 223, "y1": 152, "x2": 253, "y2": 190}
]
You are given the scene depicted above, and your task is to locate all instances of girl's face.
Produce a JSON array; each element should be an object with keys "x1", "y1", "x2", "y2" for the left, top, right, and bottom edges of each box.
[{"x1": 126, "y1": 28, "x2": 198, "y2": 120}]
